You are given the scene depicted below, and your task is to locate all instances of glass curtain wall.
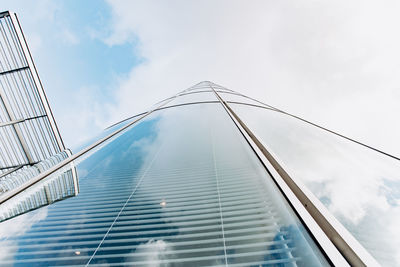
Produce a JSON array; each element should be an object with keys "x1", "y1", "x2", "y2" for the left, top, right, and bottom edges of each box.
[
  {"x1": 0, "y1": 82, "x2": 332, "y2": 266},
  {"x1": 229, "y1": 102, "x2": 400, "y2": 266}
]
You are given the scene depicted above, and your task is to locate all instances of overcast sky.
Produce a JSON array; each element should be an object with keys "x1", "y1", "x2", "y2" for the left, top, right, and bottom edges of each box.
[{"x1": 3, "y1": 0, "x2": 400, "y2": 157}]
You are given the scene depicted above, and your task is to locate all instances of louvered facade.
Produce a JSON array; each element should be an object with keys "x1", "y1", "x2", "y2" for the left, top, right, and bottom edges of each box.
[{"x1": 0, "y1": 11, "x2": 65, "y2": 177}]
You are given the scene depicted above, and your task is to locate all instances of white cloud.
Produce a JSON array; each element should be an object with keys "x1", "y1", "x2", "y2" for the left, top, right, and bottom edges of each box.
[
  {"x1": 2, "y1": 0, "x2": 60, "y2": 54},
  {"x1": 101, "y1": 0, "x2": 400, "y2": 157},
  {"x1": 58, "y1": 85, "x2": 112, "y2": 148},
  {"x1": 0, "y1": 207, "x2": 48, "y2": 263},
  {"x1": 127, "y1": 239, "x2": 171, "y2": 266}
]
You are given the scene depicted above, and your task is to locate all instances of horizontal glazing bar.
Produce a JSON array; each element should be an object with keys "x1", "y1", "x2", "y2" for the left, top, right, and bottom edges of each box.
[{"x1": 0, "y1": 65, "x2": 28, "y2": 75}]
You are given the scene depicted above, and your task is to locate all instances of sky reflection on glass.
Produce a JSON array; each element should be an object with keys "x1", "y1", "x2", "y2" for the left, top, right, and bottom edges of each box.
[
  {"x1": 167, "y1": 92, "x2": 218, "y2": 106},
  {"x1": 231, "y1": 104, "x2": 400, "y2": 266},
  {"x1": 218, "y1": 92, "x2": 265, "y2": 106},
  {"x1": 0, "y1": 103, "x2": 328, "y2": 266}
]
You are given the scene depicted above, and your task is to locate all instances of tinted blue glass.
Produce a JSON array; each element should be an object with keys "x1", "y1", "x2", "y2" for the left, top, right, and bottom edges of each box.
[
  {"x1": 71, "y1": 113, "x2": 144, "y2": 152},
  {"x1": 0, "y1": 103, "x2": 329, "y2": 266}
]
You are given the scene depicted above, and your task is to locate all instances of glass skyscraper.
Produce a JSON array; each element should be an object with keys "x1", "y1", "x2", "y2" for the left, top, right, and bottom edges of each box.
[{"x1": 0, "y1": 81, "x2": 399, "y2": 266}]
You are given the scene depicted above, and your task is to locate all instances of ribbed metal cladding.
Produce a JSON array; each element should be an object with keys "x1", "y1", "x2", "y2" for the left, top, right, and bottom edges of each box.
[
  {"x1": 0, "y1": 11, "x2": 64, "y2": 175},
  {"x1": 0, "y1": 90, "x2": 328, "y2": 266}
]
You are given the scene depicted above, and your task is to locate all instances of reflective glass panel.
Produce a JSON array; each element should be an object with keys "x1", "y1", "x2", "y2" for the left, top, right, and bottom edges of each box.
[
  {"x1": 149, "y1": 96, "x2": 176, "y2": 111},
  {"x1": 209, "y1": 84, "x2": 234, "y2": 92},
  {"x1": 218, "y1": 92, "x2": 270, "y2": 107},
  {"x1": 167, "y1": 92, "x2": 218, "y2": 106},
  {"x1": 181, "y1": 89, "x2": 212, "y2": 93},
  {"x1": 0, "y1": 103, "x2": 329, "y2": 266},
  {"x1": 72, "y1": 113, "x2": 144, "y2": 152},
  {"x1": 215, "y1": 89, "x2": 236, "y2": 93},
  {"x1": 184, "y1": 82, "x2": 214, "y2": 92},
  {"x1": 230, "y1": 103, "x2": 400, "y2": 266}
]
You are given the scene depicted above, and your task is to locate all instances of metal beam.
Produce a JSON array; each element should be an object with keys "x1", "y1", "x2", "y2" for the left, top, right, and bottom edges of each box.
[
  {"x1": 0, "y1": 88, "x2": 34, "y2": 164},
  {"x1": 0, "y1": 115, "x2": 47, "y2": 128},
  {"x1": 0, "y1": 165, "x2": 23, "y2": 178},
  {"x1": 0, "y1": 162, "x2": 35, "y2": 171},
  {"x1": 0, "y1": 11, "x2": 10, "y2": 19},
  {"x1": 0, "y1": 118, "x2": 24, "y2": 127},
  {"x1": 0, "y1": 66, "x2": 29, "y2": 75}
]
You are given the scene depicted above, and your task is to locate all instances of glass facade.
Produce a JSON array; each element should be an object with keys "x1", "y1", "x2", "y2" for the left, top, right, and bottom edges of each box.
[
  {"x1": 168, "y1": 92, "x2": 218, "y2": 106},
  {"x1": 1, "y1": 81, "x2": 397, "y2": 266},
  {"x1": 229, "y1": 103, "x2": 400, "y2": 266},
  {"x1": 0, "y1": 84, "x2": 332, "y2": 266},
  {"x1": 217, "y1": 92, "x2": 266, "y2": 107}
]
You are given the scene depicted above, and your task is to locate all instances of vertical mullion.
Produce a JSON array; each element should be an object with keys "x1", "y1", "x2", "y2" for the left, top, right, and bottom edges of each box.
[
  {"x1": 0, "y1": 84, "x2": 33, "y2": 163},
  {"x1": 210, "y1": 126, "x2": 228, "y2": 266},
  {"x1": 85, "y1": 143, "x2": 164, "y2": 266},
  {"x1": 209, "y1": 83, "x2": 376, "y2": 266}
]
